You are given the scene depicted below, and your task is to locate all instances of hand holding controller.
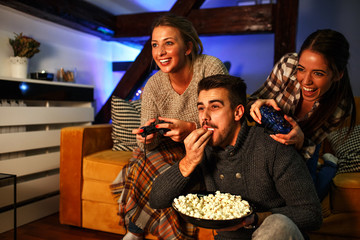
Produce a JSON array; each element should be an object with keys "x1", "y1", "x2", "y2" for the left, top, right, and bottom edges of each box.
[
  {"x1": 140, "y1": 120, "x2": 170, "y2": 137},
  {"x1": 259, "y1": 106, "x2": 292, "y2": 134}
]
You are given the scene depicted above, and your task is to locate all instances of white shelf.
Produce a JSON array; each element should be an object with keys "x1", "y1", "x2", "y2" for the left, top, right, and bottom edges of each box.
[
  {"x1": 0, "y1": 76, "x2": 94, "y2": 88},
  {"x1": 0, "y1": 78, "x2": 94, "y2": 233}
]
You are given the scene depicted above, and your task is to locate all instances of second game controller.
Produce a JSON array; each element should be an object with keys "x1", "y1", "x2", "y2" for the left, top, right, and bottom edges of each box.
[
  {"x1": 259, "y1": 105, "x2": 292, "y2": 134},
  {"x1": 140, "y1": 121, "x2": 170, "y2": 137}
]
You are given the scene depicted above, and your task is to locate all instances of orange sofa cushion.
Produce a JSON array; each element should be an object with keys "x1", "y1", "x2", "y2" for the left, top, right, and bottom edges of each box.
[
  {"x1": 331, "y1": 173, "x2": 360, "y2": 213},
  {"x1": 83, "y1": 150, "x2": 132, "y2": 181}
]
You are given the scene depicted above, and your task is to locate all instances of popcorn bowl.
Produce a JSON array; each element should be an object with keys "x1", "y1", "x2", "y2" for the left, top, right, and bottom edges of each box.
[{"x1": 172, "y1": 191, "x2": 253, "y2": 229}]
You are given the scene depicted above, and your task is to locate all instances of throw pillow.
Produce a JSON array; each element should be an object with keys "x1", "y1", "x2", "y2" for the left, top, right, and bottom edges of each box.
[
  {"x1": 111, "y1": 96, "x2": 141, "y2": 151},
  {"x1": 327, "y1": 125, "x2": 360, "y2": 174}
]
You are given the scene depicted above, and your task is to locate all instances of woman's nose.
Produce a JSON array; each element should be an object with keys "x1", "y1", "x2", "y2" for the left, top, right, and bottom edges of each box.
[
  {"x1": 159, "y1": 46, "x2": 166, "y2": 56},
  {"x1": 302, "y1": 72, "x2": 313, "y2": 85}
]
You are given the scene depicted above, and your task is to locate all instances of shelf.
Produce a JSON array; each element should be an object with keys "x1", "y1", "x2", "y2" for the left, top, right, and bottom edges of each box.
[
  {"x1": 0, "y1": 78, "x2": 93, "y2": 102},
  {"x1": 0, "y1": 77, "x2": 94, "y2": 233}
]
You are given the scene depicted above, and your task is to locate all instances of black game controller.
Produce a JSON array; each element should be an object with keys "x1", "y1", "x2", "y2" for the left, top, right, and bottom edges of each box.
[
  {"x1": 259, "y1": 105, "x2": 292, "y2": 134},
  {"x1": 140, "y1": 121, "x2": 170, "y2": 137}
]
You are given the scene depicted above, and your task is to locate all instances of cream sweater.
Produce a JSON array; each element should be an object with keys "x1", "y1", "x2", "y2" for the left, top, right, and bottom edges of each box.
[{"x1": 139, "y1": 54, "x2": 228, "y2": 150}]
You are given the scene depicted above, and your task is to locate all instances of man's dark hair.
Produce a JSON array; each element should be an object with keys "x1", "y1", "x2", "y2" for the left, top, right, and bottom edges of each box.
[{"x1": 198, "y1": 74, "x2": 247, "y2": 110}]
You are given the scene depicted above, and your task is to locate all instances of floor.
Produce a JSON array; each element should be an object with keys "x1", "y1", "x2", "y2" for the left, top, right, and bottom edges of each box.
[{"x1": 0, "y1": 213, "x2": 124, "y2": 240}]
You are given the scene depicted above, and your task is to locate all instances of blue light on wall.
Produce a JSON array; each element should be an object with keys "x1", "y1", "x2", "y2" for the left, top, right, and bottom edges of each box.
[
  {"x1": 97, "y1": 26, "x2": 115, "y2": 36},
  {"x1": 19, "y1": 82, "x2": 28, "y2": 92}
]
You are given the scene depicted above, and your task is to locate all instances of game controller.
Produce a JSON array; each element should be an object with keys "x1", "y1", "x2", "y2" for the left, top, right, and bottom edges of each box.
[
  {"x1": 140, "y1": 120, "x2": 170, "y2": 137},
  {"x1": 259, "y1": 105, "x2": 292, "y2": 134}
]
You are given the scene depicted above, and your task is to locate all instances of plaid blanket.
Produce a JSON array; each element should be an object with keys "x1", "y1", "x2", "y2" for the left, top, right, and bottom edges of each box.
[{"x1": 110, "y1": 139, "x2": 197, "y2": 240}]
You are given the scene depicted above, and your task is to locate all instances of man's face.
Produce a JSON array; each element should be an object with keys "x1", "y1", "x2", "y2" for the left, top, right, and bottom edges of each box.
[{"x1": 197, "y1": 88, "x2": 241, "y2": 148}]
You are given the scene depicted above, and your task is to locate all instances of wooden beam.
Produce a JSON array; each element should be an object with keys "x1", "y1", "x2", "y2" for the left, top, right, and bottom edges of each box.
[
  {"x1": 95, "y1": 0, "x2": 205, "y2": 123},
  {"x1": 188, "y1": 5, "x2": 273, "y2": 35},
  {"x1": 115, "y1": 12, "x2": 166, "y2": 38},
  {"x1": 0, "y1": 0, "x2": 116, "y2": 40},
  {"x1": 115, "y1": 4, "x2": 273, "y2": 38},
  {"x1": 273, "y1": 0, "x2": 299, "y2": 63}
]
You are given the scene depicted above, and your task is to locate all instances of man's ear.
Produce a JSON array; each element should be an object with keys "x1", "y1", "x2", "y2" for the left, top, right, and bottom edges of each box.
[{"x1": 234, "y1": 104, "x2": 245, "y2": 121}]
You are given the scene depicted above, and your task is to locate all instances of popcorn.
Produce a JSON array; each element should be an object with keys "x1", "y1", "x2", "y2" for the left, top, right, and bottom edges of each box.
[{"x1": 173, "y1": 191, "x2": 250, "y2": 220}]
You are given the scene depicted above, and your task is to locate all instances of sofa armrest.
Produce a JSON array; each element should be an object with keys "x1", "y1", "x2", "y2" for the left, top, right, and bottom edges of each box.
[
  {"x1": 331, "y1": 172, "x2": 360, "y2": 213},
  {"x1": 60, "y1": 124, "x2": 112, "y2": 227}
]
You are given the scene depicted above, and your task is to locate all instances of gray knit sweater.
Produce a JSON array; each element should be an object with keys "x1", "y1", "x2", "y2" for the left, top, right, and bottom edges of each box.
[
  {"x1": 150, "y1": 124, "x2": 322, "y2": 239},
  {"x1": 138, "y1": 54, "x2": 228, "y2": 150}
]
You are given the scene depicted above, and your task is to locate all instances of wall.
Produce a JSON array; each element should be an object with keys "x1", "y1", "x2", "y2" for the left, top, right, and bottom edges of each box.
[
  {"x1": 297, "y1": 0, "x2": 360, "y2": 96},
  {"x1": 201, "y1": 34, "x2": 274, "y2": 95},
  {"x1": 200, "y1": 0, "x2": 360, "y2": 96},
  {"x1": 1, "y1": 0, "x2": 359, "y2": 116},
  {"x1": 0, "y1": 5, "x2": 140, "y2": 113}
]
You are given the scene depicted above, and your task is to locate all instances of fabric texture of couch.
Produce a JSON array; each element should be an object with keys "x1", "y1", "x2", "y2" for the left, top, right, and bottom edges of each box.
[{"x1": 60, "y1": 97, "x2": 360, "y2": 239}]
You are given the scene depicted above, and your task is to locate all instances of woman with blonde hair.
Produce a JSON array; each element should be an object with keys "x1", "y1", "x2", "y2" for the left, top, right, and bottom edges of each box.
[{"x1": 111, "y1": 13, "x2": 228, "y2": 240}]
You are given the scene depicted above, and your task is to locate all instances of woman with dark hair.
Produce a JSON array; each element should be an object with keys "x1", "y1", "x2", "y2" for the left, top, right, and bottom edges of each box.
[
  {"x1": 248, "y1": 29, "x2": 356, "y2": 201},
  {"x1": 111, "y1": 13, "x2": 228, "y2": 240}
]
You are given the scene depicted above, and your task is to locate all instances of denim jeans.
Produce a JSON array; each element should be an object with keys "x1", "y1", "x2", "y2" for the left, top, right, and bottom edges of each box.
[
  {"x1": 252, "y1": 214, "x2": 304, "y2": 240},
  {"x1": 306, "y1": 144, "x2": 337, "y2": 201},
  {"x1": 214, "y1": 214, "x2": 305, "y2": 240}
]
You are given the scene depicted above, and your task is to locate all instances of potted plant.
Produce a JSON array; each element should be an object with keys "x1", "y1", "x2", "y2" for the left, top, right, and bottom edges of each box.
[{"x1": 8, "y1": 32, "x2": 40, "y2": 78}]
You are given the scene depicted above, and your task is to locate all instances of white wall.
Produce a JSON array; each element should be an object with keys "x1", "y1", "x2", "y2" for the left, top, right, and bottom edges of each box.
[{"x1": 0, "y1": 5, "x2": 139, "y2": 113}]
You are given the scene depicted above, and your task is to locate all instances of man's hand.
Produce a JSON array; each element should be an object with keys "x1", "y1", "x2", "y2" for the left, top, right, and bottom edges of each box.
[
  {"x1": 179, "y1": 128, "x2": 213, "y2": 177},
  {"x1": 217, "y1": 213, "x2": 256, "y2": 232}
]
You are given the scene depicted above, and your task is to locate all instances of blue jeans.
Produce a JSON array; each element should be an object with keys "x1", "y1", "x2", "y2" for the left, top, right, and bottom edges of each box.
[
  {"x1": 306, "y1": 144, "x2": 337, "y2": 201},
  {"x1": 214, "y1": 214, "x2": 305, "y2": 240},
  {"x1": 252, "y1": 214, "x2": 305, "y2": 240}
]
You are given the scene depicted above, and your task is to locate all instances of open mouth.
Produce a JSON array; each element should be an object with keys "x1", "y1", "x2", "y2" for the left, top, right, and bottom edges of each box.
[
  {"x1": 202, "y1": 125, "x2": 215, "y2": 131},
  {"x1": 303, "y1": 86, "x2": 316, "y2": 92},
  {"x1": 302, "y1": 86, "x2": 318, "y2": 97},
  {"x1": 159, "y1": 59, "x2": 170, "y2": 64}
]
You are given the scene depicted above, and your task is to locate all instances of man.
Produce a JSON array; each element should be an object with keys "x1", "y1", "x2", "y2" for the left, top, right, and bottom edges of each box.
[{"x1": 149, "y1": 74, "x2": 322, "y2": 240}]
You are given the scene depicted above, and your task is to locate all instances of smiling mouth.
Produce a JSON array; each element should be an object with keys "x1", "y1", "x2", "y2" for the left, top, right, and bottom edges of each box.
[
  {"x1": 303, "y1": 86, "x2": 316, "y2": 92},
  {"x1": 159, "y1": 59, "x2": 170, "y2": 63}
]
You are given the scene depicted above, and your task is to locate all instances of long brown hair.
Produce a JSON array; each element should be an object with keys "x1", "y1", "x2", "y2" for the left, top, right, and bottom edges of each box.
[
  {"x1": 298, "y1": 29, "x2": 356, "y2": 137},
  {"x1": 151, "y1": 13, "x2": 203, "y2": 65}
]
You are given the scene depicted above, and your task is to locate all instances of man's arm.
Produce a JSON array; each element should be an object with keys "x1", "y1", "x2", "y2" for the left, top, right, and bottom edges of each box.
[
  {"x1": 150, "y1": 128, "x2": 213, "y2": 209},
  {"x1": 150, "y1": 161, "x2": 192, "y2": 209},
  {"x1": 269, "y1": 142, "x2": 323, "y2": 230}
]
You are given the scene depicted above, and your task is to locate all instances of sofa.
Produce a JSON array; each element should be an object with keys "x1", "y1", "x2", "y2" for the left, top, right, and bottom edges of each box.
[
  {"x1": 59, "y1": 96, "x2": 360, "y2": 239},
  {"x1": 306, "y1": 96, "x2": 360, "y2": 240}
]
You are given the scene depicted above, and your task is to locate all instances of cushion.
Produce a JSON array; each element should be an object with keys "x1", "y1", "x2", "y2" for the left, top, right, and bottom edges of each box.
[
  {"x1": 83, "y1": 149, "x2": 133, "y2": 181},
  {"x1": 111, "y1": 96, "x2": 141, "y2": 151},
  {"x1": 327, "y1": 125, "x2": 360, "y2": 174}
]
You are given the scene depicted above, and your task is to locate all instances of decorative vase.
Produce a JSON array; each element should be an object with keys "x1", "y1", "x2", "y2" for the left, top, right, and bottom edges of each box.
[{"x1": 9, "y1": 56, "x2": 28, "y2": 79}]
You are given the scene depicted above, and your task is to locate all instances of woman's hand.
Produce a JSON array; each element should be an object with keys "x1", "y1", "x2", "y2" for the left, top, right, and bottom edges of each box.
[
  {"x1": 249, "y1": 99, "x2": 281, "y2": 124},
  {"x1": 157, "y1": 116, "x2": 197, "y2": 142},
  {"x1": 269, "y1": 115, "x2": 305, "y2": 150},
  {"x1": 132, "y1": 118, "x2": 156, "y2": 144}
]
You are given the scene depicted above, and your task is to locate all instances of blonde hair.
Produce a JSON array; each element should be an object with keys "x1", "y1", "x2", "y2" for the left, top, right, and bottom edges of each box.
[{"x1": 151, "y1": 13, "x2": 203, "y2": 65}]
